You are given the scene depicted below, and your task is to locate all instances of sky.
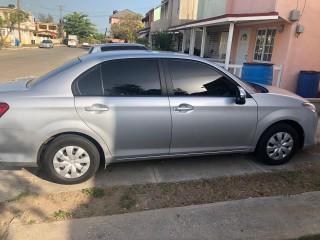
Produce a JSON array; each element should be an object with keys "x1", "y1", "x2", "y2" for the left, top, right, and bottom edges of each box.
[{"x1": 0, "y1": 0, "x2": 160, "y2": 33}]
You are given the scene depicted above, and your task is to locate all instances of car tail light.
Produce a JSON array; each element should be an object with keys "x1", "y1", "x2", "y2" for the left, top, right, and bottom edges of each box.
[{"x1": 0, "y1": 103, "x2": 9, "y2": 118}]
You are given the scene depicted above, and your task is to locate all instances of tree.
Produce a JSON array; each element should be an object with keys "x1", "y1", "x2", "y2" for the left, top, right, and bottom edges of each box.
[
  {"x1": 38, "y1": 13, "x2": 54, "y2": 23},
  {"x1": 93, "y1": 33, "x2": 107, "y2": 43},
  {"x1": 63, "y1": 12, "x2": 95, "y2": 39},
  {"x1": 110, "y1": 13, "x2": 144, "y2": 42},
  {"x1": 0, "y1": 9, "x2": 29, "y2": 48},
  {"x1": 152, "y1": 31, "x2": 174, "y2": 51}
]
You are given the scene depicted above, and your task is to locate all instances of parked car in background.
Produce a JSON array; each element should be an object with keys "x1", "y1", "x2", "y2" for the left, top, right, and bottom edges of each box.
[
  {"x1": 88, "y1": 43, "x2": 149, "y2": 54},
  {"x1": 0, "y1": 52, "x2": 317, "y2": 184},
  {"x1": 39, "y1": 40, "x2": 54, "y2": 48}
]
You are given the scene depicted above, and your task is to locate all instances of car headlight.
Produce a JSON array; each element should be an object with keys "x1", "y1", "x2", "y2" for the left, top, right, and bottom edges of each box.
[{"x1": 302, "y1": 102, "x2": 317, "y2": 113}]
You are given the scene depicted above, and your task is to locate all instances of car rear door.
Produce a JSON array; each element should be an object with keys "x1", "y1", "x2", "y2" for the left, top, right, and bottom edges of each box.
[
  {"x1": 163, "y1": 59, "x2": 258, "y2": 154},
  {"x1": 74, "y1": 58, "x2": 172, "y2": 159}
]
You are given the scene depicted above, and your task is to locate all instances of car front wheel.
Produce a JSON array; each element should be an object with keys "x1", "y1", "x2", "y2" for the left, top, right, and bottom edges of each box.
[
  {"x1": 255, "y1": 123, "x2": 299, "y2": 165},
  {"x1": 42, "y1": 134, "x2": 100, "y2": 184}
]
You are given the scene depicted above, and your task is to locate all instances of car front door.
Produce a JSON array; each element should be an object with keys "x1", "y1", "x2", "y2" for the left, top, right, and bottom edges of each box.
[
  {"x1": 164, "y1": 59, "x2": 258, "y2": 154},
  {"x1": 74, "y1": 59, "x2": 171, "y2": 158}
]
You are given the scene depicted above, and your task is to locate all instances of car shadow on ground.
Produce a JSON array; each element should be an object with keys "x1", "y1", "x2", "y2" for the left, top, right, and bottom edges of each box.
[{"x1": 20, "y1": 150, "x2": 319, "y2": 189}]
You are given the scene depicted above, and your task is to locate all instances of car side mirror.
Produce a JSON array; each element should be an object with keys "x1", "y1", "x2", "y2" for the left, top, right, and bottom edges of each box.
[{"x1": 236, "y1": 86, "x2": 246, "y2": 105}]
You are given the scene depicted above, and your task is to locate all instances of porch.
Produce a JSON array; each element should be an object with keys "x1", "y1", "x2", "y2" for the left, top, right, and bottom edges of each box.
[{"x1": 169, "y1": 12, "x2": 285, "y2": 87}]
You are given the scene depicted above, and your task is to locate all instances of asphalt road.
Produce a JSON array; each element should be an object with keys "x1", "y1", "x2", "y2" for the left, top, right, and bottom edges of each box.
[{"x1": 0, "y1": 46, "x2": 88, "y2": 82}]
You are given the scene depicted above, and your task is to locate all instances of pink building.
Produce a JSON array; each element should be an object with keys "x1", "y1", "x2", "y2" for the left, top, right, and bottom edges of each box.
[
  {"x1": 169, "y1": 0, "x2": 320, "y2": 94},
  {"x1": 109, "y1": 9, "x2": 136, "y2": 25}
]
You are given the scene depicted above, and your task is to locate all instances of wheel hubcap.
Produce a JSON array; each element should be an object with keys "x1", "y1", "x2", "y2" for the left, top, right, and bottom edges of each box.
[
  {"x1": 266, "y1": 132, "x2": 293, "y2": 160},
  {"x1": 53, "y1": 146, "x2": 90, "y2": 179}
]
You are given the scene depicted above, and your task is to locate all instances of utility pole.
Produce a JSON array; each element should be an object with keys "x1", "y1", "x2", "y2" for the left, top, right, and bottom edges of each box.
[
  {"x1": 59, "y1": 5, "x2": 64, "y2": 40},
  {"x1": 17, "y1": 0, "x2": 21, "y2": 44}
]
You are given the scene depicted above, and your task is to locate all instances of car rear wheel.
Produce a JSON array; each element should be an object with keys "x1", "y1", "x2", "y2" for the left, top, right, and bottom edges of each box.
[
  {"x1": 42, "y1": 134, "x2": 100, "y2": 184},
  {"x1": 255, "y1": 123, "x2": 299, "y2": 165}
]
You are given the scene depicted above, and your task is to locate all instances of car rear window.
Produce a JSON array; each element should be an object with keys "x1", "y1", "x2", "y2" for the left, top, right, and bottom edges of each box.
[
  {"x1": 100, "y1": 45, "x2": 148, "y2": 52},
  {"x1": 27, "y1": 58, "x2": 81, "y2": 88},
  {"x1": 123, "y1": 46, "x2": 148, "y2": 50},
  {"x1": 101, "y1": 46, "x2": 123, "y2": 51}
]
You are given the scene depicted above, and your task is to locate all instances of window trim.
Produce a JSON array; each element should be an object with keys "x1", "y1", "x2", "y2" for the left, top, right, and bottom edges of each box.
[
  {"x1": 253, "y1": 27, "x2": 276, "y2": 63},
  {"x1": 72, "y1": 58, "x2": 168, "y2": 97},
  {"x1": 162, "y1": 58, "x2": 243, "y2": 98}
]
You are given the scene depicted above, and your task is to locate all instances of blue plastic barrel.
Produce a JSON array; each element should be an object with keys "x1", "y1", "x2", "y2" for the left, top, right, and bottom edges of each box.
[
  {"x1": 296, "y1": 71, "x2": 320, "y2": 98},
  {"x1": 241, "y1": 63, "x2": 274, "y2": 85},
  {"x1": 15, "y1": 39, "x2": 20, "y2": 46}
]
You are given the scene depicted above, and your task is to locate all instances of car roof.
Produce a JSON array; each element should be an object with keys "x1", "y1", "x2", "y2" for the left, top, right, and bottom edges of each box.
[
  {"x1": 79, "y1": 51, "x2": 205, "y2": 63},
  {"x1": 92, "y1": 43, "x2": 146, "y2": 48}
]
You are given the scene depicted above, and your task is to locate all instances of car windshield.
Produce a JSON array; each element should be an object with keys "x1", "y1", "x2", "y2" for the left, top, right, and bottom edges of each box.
[
  {"x1": 42, "y1": 40, "x2": 51, "y2": 43},
  {"x1": 27, "y1": 58, "x2": 81, "y2": 88}
]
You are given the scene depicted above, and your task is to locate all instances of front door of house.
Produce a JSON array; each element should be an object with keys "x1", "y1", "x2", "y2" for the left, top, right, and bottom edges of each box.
[{"x1": 235, "y1": 29, "x2": 251, "y2": 76}]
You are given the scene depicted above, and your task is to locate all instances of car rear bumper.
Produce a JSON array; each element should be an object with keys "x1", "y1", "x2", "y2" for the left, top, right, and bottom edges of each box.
[{"x1": 0, "y1": 129, "x2": 46, "y2": 167}]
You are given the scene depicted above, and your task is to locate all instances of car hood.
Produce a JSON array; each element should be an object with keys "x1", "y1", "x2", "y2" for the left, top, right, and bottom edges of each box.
[
  {"x1": 0, "y1": 78, "x2": 33, "y2": 92},
  {"x1": 259, "y1": 85, "x2": 306, "y2": 102}
]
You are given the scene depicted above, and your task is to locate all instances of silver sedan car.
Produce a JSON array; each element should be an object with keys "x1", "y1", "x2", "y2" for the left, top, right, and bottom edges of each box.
[
  {"x1": 0, "y1": 52, "x2": 317, "y2": 184},
  {"x1": 39, "y1": 40, "x2": 54, "y2": 48}
]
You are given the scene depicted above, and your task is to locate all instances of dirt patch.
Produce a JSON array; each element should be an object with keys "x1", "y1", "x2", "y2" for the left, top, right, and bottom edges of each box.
[{"x1": 1, "y1": 162, "x2": 320, "y2": 239}]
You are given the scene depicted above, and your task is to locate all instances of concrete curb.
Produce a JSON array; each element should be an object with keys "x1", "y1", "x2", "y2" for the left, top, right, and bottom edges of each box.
[{"x1": 7, "y1": 191, "x2": 320, "y2": 240}]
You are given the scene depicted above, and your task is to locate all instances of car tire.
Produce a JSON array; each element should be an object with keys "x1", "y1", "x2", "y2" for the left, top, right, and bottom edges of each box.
[
  {"x1": 42, "y1": 134, "x2": 100, "y2": 184},
  {"x1": 255, "y1": 123, "x2": 299, "y2": 165}
]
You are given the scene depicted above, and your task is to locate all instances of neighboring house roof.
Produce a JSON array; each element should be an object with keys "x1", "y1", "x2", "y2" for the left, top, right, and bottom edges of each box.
[{"x1": 109, "y1": 9, "x2": 136, "y2": 18}]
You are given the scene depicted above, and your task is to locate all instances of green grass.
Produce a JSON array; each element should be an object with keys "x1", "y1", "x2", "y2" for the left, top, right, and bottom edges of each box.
[
  {"x1": 52, "y1": 210, "x2": 71, "y2": 220},
  {"x1": 276, "y1": 171, "x2": 301, "y2": 182},
  {"x1": 313, "y1": 180, "x2": 320, "y2": 188},
  {"x1": 119, "y1": 194, "x2": 136, "y2": 210},
  {"x1": 10, "y1": 208, "x2": 22, "y2": 217},
  {"x1": 81, "y1": 203, "x2": 89, "y2": 209},
  {"x1": 11, "y1": 192, "x2": 31, "y2": 201},
  {"x1": 81, "y1": 187, "x2": 105, "y2": 198},
  {"x1": 297, "y1": 234, "x2": 320, "y2": 240},
  {"x1": 28, "y1": 220, "x2": 36, "y2": 225}
]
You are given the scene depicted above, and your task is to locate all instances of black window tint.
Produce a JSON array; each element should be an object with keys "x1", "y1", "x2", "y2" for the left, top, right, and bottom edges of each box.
[
  {"x1": 167, "y1": 60, "x2": 237, "y2": 97},
  {"x1": 101, "y1": 60, "x2": 161, "y2": 96},
  {"x1": 123, "y1": 46, "x2": 147, "y2": 50},
  {"x1": 101, "y1": 46, "x2": 123, "y2": 51},
  {"x1": 77, "y1": 67, "x2": 103, "y2": 96}
]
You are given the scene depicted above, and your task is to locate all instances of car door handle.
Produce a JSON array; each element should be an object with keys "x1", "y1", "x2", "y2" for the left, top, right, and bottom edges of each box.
[
  {"x1": 173, "y1": 104, "x2": 194, "y2": 112},
  {"x1": 85, "y1": 104, "x2": 109, "y2": 112}
]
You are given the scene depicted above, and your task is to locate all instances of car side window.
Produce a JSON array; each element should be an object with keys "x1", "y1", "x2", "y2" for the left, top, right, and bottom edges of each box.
[
  {"x1": 101, "y1": 59, "x2": 162, "y2": 96},
  {"x1": 76, "y1": 66, "x2": 103, "y2": 96},
  {"x1": 167, "y1": 60, "x2": 238, "y2": 97}
]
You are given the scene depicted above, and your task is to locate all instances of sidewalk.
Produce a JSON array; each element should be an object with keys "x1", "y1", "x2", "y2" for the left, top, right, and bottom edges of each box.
[{"x1": 7, "y1": 191, "x2": 320, "y2": 240}]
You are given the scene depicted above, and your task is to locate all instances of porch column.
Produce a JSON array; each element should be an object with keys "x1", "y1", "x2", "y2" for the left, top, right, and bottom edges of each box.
[
  {"x1": 200, "y1": 26, "x2": 207, "y2": 58},
  {"x1": 181, "y1": 30, "x2": 186, "y2": 53},
  {"x1": 224, "y1": 22, "x2": 235, "y2": 70},
  {"x1": 189, "y1": 27, "x2": 196, "y2": 55}
]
